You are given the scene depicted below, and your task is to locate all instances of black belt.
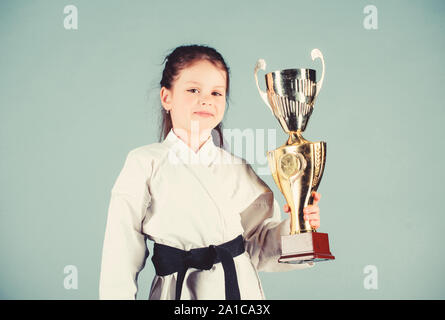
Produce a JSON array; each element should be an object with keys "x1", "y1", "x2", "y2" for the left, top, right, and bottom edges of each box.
[{"x1": 151, "y1": 235, "x2": 245, "y2": 300}]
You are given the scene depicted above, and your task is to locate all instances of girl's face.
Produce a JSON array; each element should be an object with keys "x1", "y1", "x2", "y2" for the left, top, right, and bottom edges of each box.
[{"x1": 160, "y1": 60, "x2": 227, "y2": 137}]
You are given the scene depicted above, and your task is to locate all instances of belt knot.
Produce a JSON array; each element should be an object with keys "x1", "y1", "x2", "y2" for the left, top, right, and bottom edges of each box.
[{"x1": 183, "y1": 245, "x2": 217, "y2": 270}]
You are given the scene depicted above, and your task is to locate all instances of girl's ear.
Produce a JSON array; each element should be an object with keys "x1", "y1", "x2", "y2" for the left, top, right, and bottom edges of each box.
[{"x1": 160, "y1": 87, "x2": 172, "y2": 111}]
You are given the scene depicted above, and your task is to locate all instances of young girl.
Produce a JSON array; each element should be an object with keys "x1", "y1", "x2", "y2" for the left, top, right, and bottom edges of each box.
[{"x1": 99, "y1": 44, "x2": 322, "y2": 300}]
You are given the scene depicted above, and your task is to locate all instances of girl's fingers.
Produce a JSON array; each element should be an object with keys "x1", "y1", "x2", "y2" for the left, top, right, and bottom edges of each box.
[
  {"x1": 285, "y1": 192, "x2": 321, "y2": 213},
  {"x1": 304, "y1": 211, "x2": 320, "y2": 229},
  {"x1": 287, "y1": 205, "x2": 320, "y2": 214},
  {"x1": 304, "y1": 212, "x2": 320, "y2": 221},
  {"x1": 312, "y1": 191, "x2": 321, "y2": 206},
  {"x1": 309, "y1": 220, "x2": 320, "y2": 229},
  {"x1": 285, "y1": 201, "x2": 321, "y2": 230},
  {"x1": 303, "y1": 205, "x2": 319, "y2": 215}
]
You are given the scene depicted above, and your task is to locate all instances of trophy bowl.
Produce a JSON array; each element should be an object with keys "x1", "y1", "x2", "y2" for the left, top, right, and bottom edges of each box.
[{"x1": 265, "y1": 68, "x2": 317, "y2": 133}]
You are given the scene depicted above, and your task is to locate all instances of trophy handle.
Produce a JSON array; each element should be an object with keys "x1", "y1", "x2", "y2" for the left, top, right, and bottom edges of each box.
[
  {"x1": 254, "y1": 59, "x2": 274, "y2": 114},
  {"x1": 310, "y1": 49, "x2": 325, "y2": 98}
]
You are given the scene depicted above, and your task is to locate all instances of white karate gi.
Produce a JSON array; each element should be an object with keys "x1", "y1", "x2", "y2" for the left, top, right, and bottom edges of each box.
[{"x1": 99, "y1": 128, "x2": 313, "y2": 300}]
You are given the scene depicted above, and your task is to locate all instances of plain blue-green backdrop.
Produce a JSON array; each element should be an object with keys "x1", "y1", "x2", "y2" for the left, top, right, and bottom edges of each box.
[{"x1": 1, "y1": 0, "x2": 444, "y2": 299}]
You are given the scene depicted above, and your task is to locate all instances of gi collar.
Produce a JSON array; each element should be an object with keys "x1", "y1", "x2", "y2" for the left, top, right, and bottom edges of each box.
[{"x1": 163, "y1": 128, "x2": 218, "y2": 166}]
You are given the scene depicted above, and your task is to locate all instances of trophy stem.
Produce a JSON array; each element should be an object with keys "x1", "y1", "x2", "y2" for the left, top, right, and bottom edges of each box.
[
  {"x1": 287, "y1": 130, "x2": 310, "y2": 146},
  {"x1": 289, "y1": 200, "x2": 317, "y2": 235},
  {"x1": 289, "y1": 206, "x2": 297, "y2": 235}
]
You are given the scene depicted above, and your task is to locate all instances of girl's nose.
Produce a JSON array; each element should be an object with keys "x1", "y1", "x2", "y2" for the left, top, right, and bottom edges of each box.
[{"x1": 199, "y1": 94, "x2": 212, "y2": 106}]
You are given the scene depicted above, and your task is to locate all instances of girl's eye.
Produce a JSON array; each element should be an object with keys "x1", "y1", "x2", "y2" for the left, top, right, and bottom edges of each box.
[{"x1": 187, "y1": 89, "x2": 224, "y2": 96}]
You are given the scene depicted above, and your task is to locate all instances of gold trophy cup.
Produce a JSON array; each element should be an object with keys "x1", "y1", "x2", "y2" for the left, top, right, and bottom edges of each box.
[{"x1": 254, "y1": 49, "x2": 335, "y2": 263}]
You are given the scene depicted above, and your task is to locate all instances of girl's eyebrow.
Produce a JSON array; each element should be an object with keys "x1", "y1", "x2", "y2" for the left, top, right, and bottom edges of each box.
[{"x1": 185, "y1": 80, "x2": 225, "y2": 88}]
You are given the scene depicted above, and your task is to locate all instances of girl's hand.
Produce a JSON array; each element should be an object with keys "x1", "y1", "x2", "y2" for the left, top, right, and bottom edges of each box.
[{"x1": 283, "y1": 191, "x2": 321, "y2": 230}]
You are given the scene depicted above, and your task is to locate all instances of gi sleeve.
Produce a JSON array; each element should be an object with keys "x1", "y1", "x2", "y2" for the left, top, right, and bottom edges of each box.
[
  {"x1": 99, "y1": 149, "x2": 152, "y2": 299},
  {"x1": 239, "y1": 165, "x2": 314, "y2": 272}
]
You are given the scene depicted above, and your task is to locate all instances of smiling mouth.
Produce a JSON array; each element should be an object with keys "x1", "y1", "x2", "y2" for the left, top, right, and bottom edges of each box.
[{"x1": 194, "y1": 111, "x2": 214, "y2": 117}]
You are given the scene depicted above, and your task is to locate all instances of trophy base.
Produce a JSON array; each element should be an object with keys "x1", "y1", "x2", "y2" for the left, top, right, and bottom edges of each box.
[{"x1": 278, "y1": 232, "x2": 335, "y2": 264}]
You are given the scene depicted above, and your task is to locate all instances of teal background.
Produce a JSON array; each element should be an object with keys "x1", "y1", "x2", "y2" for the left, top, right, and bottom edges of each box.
[{"x1": 1, "y1": 0, "x2": 444, "y2": 299}]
